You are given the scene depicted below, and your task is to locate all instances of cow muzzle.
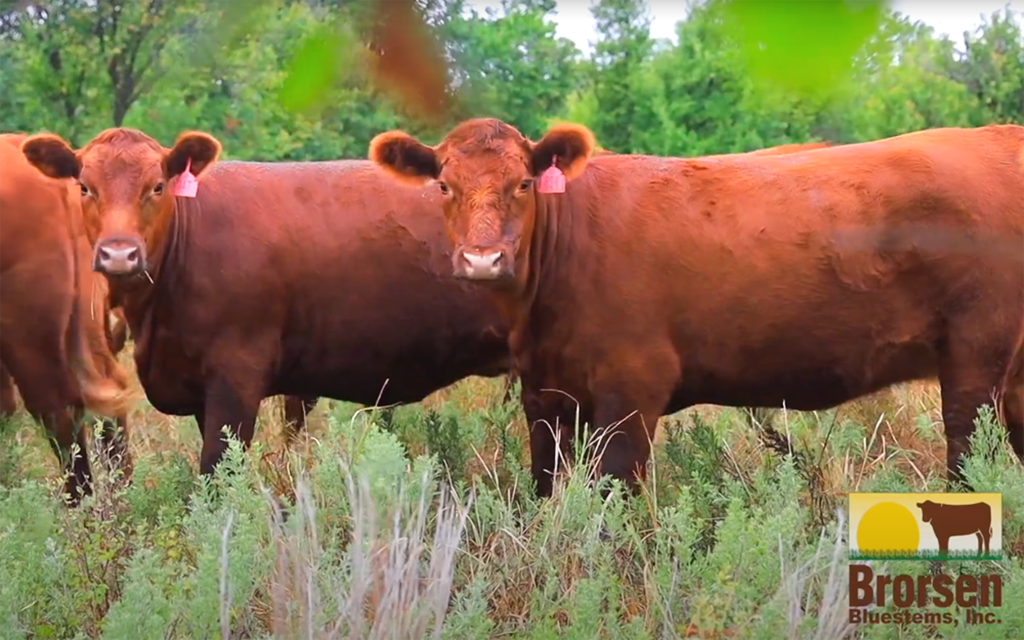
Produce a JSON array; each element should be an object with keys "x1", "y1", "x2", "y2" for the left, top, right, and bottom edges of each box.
[
  {"x1": 94, "y1": 238, "x2": 146, "y2": 277},
  {"x1": 455, "y1": 245, "x2": 514, "y2": 280}
]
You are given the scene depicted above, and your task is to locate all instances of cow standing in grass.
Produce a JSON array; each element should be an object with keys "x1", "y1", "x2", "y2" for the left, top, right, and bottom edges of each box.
[
  {"x1": 19, "y1": 128, "x2": 514, "y2": 477},
  {"x1": 1, "y1": 133, "x2": 136, "y2": 502},
  {"x1": 369, "y1": 117, "x2": 1024, "y2": 497}
]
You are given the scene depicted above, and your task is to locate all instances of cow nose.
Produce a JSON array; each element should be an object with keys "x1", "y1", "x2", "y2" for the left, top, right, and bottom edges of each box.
[
  {"x1": 95, "y1": 243, "x2": 142, "y2": 276},
  {"x1": 460, "y1": 249, "x2": 505, "y2": 279}
]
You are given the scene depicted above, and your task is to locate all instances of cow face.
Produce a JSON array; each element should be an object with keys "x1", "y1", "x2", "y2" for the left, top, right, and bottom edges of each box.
[
  {"x1": 916, "y1": 500, "x2": 937, "y2": 522},
  {"x1": 369, "y1": 118, "x2": 594, "y2": 282},
  {"x1": 21, "y1": 129, "x2": 220, "y2": 280}
]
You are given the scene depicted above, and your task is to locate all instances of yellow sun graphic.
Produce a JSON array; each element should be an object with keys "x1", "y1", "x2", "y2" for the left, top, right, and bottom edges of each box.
[{"x1": 856, "y1": 501, "x2": 920, "y2": 554}]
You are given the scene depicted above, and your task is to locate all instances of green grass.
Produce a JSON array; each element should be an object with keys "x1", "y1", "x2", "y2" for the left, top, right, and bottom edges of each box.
[
  {"x1": 850, "y1": 550, "x2": 1004, "y2": 562},
  {"x1": 0, "y1": 356, "x2": 1023, "y2": 640}
]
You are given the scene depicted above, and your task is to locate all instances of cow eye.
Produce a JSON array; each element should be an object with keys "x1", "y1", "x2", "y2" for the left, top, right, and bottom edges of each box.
[
  {"x1": 437, "y1": 181, "x2": 449, "y2": 195},
  {"x1": 152, "y1": 182, "x2": 164, "y2": 196},
  {"x1": 518, "y1": 179, "x2": 533, "y2": 192},
  {"x1": 79, "y1": 182, "x2": 90, "y2": 197}
]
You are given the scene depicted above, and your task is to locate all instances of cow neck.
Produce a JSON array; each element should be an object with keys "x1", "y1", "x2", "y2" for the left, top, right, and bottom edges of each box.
[
  {"x1": 500, "y1": 188, "x2": 569, "y2": 352},
  {"x1": 114, "y1": 196, "x2": 191, "y2": 342}
]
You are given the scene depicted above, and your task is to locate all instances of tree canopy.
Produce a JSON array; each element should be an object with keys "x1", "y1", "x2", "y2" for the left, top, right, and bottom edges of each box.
[{"x1": 1, "y1": 0, "x2": 1020, "y2": 159}]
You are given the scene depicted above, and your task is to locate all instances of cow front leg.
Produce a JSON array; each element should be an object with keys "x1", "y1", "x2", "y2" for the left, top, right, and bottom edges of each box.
[
  {"x1": 938, "y1": 352, "x2": 1015, "y2": 488},
  {"x1": 283, "y1": 395, "x2": 319, "y2": 443},
  {"x1": 590, "y1": 390, "x2": 664, "y2": 496},
  {"x1": 521, "y1": 382, "x2": 577, "y2": 498},
  {"x1": 0, "y1": 363, "x2": 17, "y2": 417},
  {"x1": 200, "y1": 375, "x2": 263, "y2": 477}
]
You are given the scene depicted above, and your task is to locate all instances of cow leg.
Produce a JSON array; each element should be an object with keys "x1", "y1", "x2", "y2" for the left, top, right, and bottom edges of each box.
[
  {"x1": 588, "y1": 351, "x2": 676, "y2": 496},
  {"x1": 937, "y1": 535, "x2": 950, "y2": 557},
  {"x1": 589, "y1": 390, "x2": 664, "y2": 496},
  {"x1": 937, "y1": 338, "x2": 1017, "y2": 487},
  {"x1": 0, "y1": 363, "x2": 17, "y2": 417},
  {"x1": 1000, "y1": 371, "x2": 1024, "y2": 461},
  {"x1": 521, "y1": 383, "x2": 577, "y2": 498},
  {"x1": 3, "y1": 351, "x2": 92, "y2": 503},
  {"x1": 96, "y1": 415, "x2": 132, "y2": 480},
  {"x1": 283, "y1": 395, "x2": 318, "y2": 443},
  {"x1": 500, "y1": 371, "x2": 520, "y2": 405},
  {"x1": 199, "y1": 375, "x2": 263, "y2": 477}
]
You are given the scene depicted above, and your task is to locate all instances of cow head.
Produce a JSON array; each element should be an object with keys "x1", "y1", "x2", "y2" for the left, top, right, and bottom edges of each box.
[
  {"x1": 20, "y1": 129, "x2": 221, "y2": 280},
  {"x1": 369, "y1": 118, "x2": 595, "y2": 282},
  {"x1": 916, "y1": 500, "x2": 938, "y2": 523}
]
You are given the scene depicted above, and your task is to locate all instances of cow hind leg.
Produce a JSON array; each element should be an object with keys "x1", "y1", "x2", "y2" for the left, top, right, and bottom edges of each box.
[{"x1": 4, "y1": 353, "x2": 92, "y2": 504}]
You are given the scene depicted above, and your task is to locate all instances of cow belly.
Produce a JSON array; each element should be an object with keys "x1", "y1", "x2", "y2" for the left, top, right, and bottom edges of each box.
[{"x1": 672, "y1": 350, "x2": 937, "y2": 412}]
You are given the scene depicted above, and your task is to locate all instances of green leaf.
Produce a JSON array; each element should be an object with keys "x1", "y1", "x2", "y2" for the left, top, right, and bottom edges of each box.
[
  {"x1": 277, "y1": 22, "x2": 353, "y2": 113},
  {"x1": 717, "y1": 0, "x2": 889, "y2": 95}
]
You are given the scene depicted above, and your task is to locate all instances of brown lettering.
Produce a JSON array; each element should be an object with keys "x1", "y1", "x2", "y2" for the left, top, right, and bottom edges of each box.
[
  {"x1": 892, "y1": 575, "x2": 914, "y2": 607},
  {"x1": 880, "y1": 612, "x2": 892, "y2": 624},
  {"x1": 933, "y1": 574, "x2": 954, "y2": 607},
  {"x1": 877, "y1": 574, "x2": 892, "y2": 606},
  {"x1": 916, "y1": 575, "x2": 930, "y2": 606},
  {"x1": 849, "y1": 565, "x2": 874, "y2": 607},
  {"x1": 978, "y1": 575, "x2": 1002, "y2": 607},
  {"x1": 849, "y1": 609, "x2": 861, "y2": 624},
  {"x1": 956, "y1": 575, "x2": 978, "y2": 608}
]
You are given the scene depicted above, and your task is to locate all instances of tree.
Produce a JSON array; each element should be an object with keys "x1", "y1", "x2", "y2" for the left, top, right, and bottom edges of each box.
[{"x1": 587, "y1": 0, "x2": 652, "y2": 152}]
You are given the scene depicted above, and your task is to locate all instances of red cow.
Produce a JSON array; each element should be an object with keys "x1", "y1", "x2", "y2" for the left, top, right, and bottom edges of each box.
[
  {"x1": 19, "y1": 128, "x2": 512, "y2": 476},
  {"x1": 369, "y1": 117, "x2": 1024, "y2": 496},
  {"x1": 1, "y1": 134, "x2": 136, "y2": 501},
  {"x1": 916, "y1": 500, "x2": 993, "y2": 555}
]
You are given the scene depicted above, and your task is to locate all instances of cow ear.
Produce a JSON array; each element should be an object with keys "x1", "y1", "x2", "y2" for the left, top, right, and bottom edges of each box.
[
  {"x1": 163, "y1": 131, "x2": 221, "y2": 180},
  {"x1": 21, "y1": 134, "x2": 81, "y2": 180},
  {"x1": 369, "y1": 131, "x2": 440, "y2": 185},
  {"x1": 530, "y1": 123, "x2": 596, "y2": 181}
]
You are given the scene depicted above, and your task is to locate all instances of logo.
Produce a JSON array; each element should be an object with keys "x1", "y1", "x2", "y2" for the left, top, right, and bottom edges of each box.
[{"x1": 847, "y1": 493, "x2": 1003, "y2": 628}]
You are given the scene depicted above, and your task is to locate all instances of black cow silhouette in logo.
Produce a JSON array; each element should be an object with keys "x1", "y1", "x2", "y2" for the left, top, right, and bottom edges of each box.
[{"x1": 916, "y1": 500, "x2": 993, "y2": 556}]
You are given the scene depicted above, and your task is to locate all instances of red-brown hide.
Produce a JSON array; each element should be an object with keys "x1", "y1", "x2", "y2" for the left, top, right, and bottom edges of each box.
[
  {"x1": 20, "y1": 128, "x2": 511, "y2": 476},
  {"x1": 370, "y1": 117, "x2": 1024, "y2": 497},
  {"x1": 1, "y1": 133, "x2": 136, "y2": 501}
]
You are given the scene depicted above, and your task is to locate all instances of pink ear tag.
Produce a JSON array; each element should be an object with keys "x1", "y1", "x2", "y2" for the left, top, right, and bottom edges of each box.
[
  {"x1": 172, "y1": 158, "x2": 199, "y2": 198},
  {"x1": 537, "y1": 155, "x2": 566, "y2": 194}
]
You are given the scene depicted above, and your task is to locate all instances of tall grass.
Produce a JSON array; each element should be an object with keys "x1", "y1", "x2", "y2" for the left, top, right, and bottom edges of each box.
[{"x1": 0, "y1": 370, "x2": 1021, "y2": 639}]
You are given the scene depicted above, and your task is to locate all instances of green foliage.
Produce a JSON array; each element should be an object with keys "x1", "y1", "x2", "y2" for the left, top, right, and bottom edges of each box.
[
  {"x1": 3, "y1": 0, "x2": 1019, "y2": 159},
  {"x1": 1, "y1": 388, "x2": 1023, "y2": 638},
  {"x1": 2, "y1": 1, "x2": 1024, "y2": 637}
]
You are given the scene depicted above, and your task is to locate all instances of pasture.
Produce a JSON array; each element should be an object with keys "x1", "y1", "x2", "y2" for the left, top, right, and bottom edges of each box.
[{"x1": 1, "y1": 351, "x2": 1022, "y2": 640}]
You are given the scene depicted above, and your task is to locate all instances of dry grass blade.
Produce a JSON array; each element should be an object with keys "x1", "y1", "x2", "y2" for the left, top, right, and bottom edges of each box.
[
  {"x1": 265, "y1": 461, "x2": 471, "y2": 640},
  {"x1": 220, "y1": 509, "x2": 236, "y2": 640},
  {"x1": 777, "y1": 508, "x2": 858, "y2": 640}
]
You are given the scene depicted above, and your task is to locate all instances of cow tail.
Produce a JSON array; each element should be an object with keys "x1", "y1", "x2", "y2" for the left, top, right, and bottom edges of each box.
[{"x1": 66, "y1": 280, "x2": 134, "y2": 418}]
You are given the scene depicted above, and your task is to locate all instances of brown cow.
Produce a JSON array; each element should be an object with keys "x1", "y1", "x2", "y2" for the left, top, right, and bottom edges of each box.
[
  {"x1": 1, "y1": 134, "x2": 136, "y2": 502},
  {"x1": 19, "y1": 128, "x2": 512, "y2": 477},
  {"x1": 103, "y1": 296, "x2": 319, "y2": 442},
  {"x1": 916, "y1": 500, "x2": 993, "y2": 555},
  {"x1": 0, "y1": 132, "x2": 136, "y2": 475},
  {"x1": 369, "y1": 117, "x2": 1024, "y2": 497}
]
